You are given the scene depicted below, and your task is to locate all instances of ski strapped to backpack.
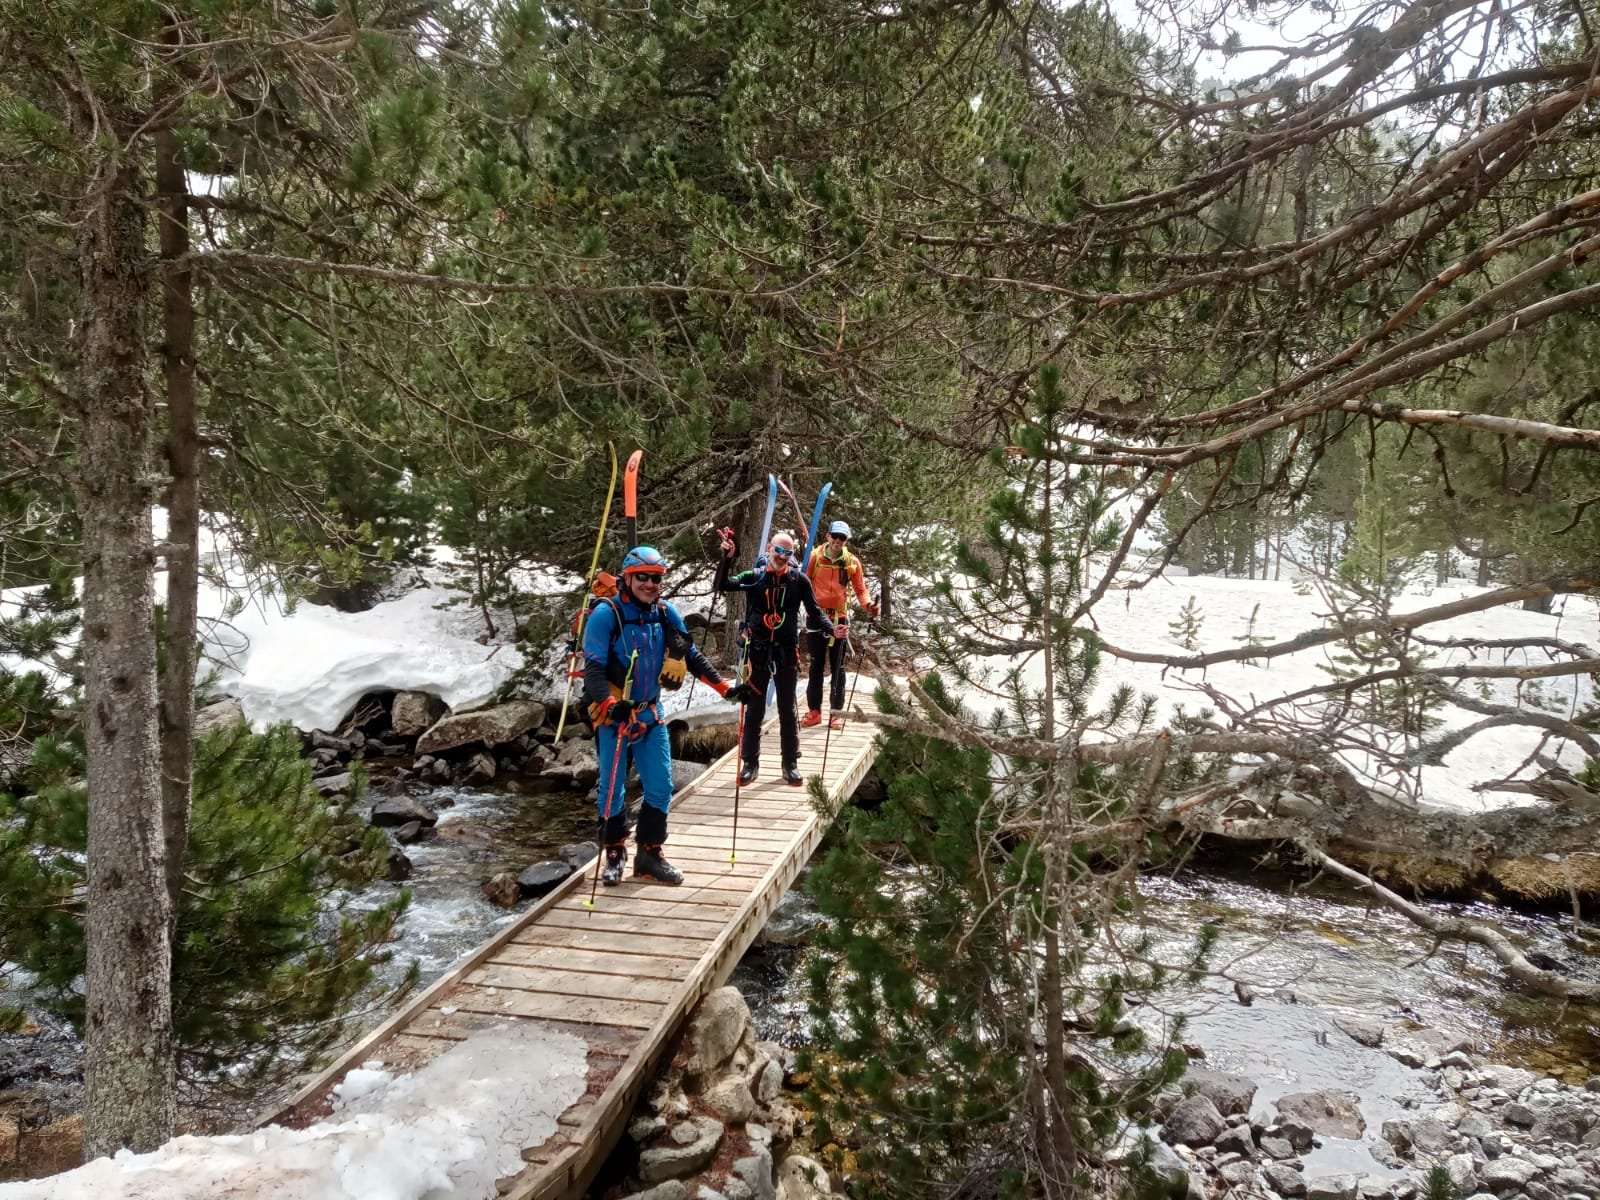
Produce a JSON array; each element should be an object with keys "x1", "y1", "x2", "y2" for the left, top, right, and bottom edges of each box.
[
  {"x1": 555, "y1": 443, "x2": 620, "y2": 744},
  {"x1": 624, "y1": 449, "x2": 643, "y2": 551},
  {"x1": 804, "y1": 481, "x2": 832, "y2": 565}
]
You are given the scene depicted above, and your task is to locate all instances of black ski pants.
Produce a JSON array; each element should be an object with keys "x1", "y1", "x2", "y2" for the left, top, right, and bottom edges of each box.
[
  {"x1": 740, "y1": 638, "x2": 801, "y2": 765},
  {"x1": 805, "y1": 629, "x2": 848, "y2": 712}
]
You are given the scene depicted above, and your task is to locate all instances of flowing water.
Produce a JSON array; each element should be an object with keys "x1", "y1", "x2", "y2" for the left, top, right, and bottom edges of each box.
[{"x1": 5, "y1": 779, "x2": 1597, "y2": 1180}]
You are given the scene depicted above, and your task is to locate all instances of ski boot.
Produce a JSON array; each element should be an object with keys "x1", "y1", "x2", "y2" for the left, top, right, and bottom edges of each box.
[
  {"x1": 800, "y1": 709, "x2": 822, "y2": 728},
  {"x1": 782, "y1": 760, "x2": 804, "y2": 787},
  {"x1": 738, "y1": 761, "x2": 760, "y2": 787},
  {"x1": 634, "y1": 844, "x2": 684, "y2": 886},
  {"x1": 601, "y1": 844, "x2": 627, "y2": 887}
]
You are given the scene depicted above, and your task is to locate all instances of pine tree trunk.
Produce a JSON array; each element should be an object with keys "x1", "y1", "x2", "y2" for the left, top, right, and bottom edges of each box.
[
  {"x1": 156, "y1": 117, "x2": 200, "y2": 917},
  {"x1": 74, "y1": 154, "x2": 176, "y2": 1157}
]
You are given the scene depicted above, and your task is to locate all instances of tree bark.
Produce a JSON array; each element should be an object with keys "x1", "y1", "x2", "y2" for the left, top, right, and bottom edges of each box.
[
  {"x1": 156, "y1": 115, "x2": 200, "y2": 919},
  {"x1": 74, "y1": 153, "x2": 176, "y2": 1157}
]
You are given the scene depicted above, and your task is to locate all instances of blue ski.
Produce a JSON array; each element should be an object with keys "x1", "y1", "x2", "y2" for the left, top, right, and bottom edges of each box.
[{"x1": 803, "y1": 481, "x2": 833, "y2": 567}]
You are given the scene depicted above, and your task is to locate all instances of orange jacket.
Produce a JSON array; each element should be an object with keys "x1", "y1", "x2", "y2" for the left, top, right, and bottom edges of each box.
[{"x1": 805, "y1": 545, "x2": 870, "y2": 615}]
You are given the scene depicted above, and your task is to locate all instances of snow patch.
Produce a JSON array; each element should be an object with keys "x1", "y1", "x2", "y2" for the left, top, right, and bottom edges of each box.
[{"x1": 0, "y1": 1022, "x2": 588, "y2": 1200}]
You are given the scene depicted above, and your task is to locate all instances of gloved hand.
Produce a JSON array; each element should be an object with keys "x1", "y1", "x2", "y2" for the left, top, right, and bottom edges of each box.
[
  {"x1": 724, "y1": 683, "x2": 759, "y2": 704},
  {"x1": 864, "y1": 601, "x2": 880, "y2": 619},
  {"x1": 833, "y1": 622, "x2": 848, "y2": 641},
  {"x1": 717, "y1": 526, "x2": 738, "y2": 558},
  {"x1": 589, "y1": 697, "x2": 637, "y2": 726}
]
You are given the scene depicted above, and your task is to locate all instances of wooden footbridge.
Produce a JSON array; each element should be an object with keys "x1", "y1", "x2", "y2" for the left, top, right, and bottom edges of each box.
[{"x1": 263, "y1": 705, "x2": 880, "y2": 1200}]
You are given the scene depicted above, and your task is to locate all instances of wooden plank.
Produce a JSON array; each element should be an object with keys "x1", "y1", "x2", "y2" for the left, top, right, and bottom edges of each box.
[
  {"x1": 471, "y1": 962, "x2": 683, "y2": 1004},
  {"x1": 448, "y1": 983, "x2": 665, "y2": 1029},
  {"x1": 544, "y1": 899, "x2": 730, "y2": 927},
  {"x1": 506, "y1": 924, "x2": 713, "y2": 958},
  {"x1": 408, "y1": 1009, "x2": 643, "y2": 1056},
  {"x1": 489, "y1": 943, "x2": 701, "y2": 978},
  {"x1": 536, "y1": 906, "x2": 729, "y2": 933}
]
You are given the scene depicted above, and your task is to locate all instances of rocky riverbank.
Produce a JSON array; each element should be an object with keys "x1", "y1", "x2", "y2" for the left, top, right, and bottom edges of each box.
[{"x1": 1156, "y1": 1044, "x2": 1600, "y2": 1199}]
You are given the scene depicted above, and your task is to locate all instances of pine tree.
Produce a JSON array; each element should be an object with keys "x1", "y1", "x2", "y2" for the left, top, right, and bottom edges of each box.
[
  {"x1": 0, "y1": 724, "x2": 412, "y2": 1087},
  {"x1": 804, "y1": 366, "x2": 1209, "y2": 1199},
  {"x1": 1168, "y1": 596, "x2": 1205, "y2": 652}
]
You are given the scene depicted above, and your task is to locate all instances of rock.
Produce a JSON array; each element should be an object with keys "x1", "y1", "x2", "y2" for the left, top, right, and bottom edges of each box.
[
  {"x1": 417, "y1": 700, "x2": 546, "y2": 755},
  {"x1": 745, "y1": 1123, "x2": 772, "y2": 1148},
  {"x1": 755, "y1": 1058, "x2": 783, "y2": 1105},
  {"x1": 193, "y1": 696, "x2": 246, "y2": 738},
  {"x1": 0, "y1": 1114, "x2": 19, "y2": 1165},
  {"x1": 1531, "y1": 1105, "x2": 1596, "y2": 1144},
  {"x1": 394, "y1": 820, "x2": 425, "y2": 844},
  {"x1": 560, "y1": 842, "x2": 599, "y2": 869},
  {"x1": 1459, "y1": 1113, "x2": 1494, "y2": 1139},
  {"x1": 630, "y1": 1113, "x2": 668, "y2": 1143},
  {"x1": 1479, "y1": 1157, "x2": 1537, "y2": 1189},
  {"x1": 703, "y1": 1076, "x2": 758, "y2": 1124},
  {"x1": 1277, "y1": 1090, "x2": 1366, "y2": 1139},
  {"x1": 1382, "y1": 1117, "x2": 1455, "y2": 1157},
  {"x1": 1219, "y1": 1159, "x2": 1258, "y2": 1187},
  {"x1": 541, "y1": 746, "x2": 600, "y2": 789},
  {"x1": 1142, "y1": 1140, "x2": 1193, "y2": 1195},
  {"x1": 517, "y1": 861, "x2": 573, "y2": 898},
  {"x1": 314, "y1": 772, "x2": 355, "y2": 796},
  {"x1": 391, "y1": 691, "x2": 442, "y2": 737},
  {"x1": 1263, "y1": 1162, "x2": 1308, "y2": 1196},
  {"x1": 672, "y1": 759, "x2": 708, "y2": 790},
  {"x1": 684, "y1": 988, "x2": 752, "y2": 1079},
  {"x1": 731, "y1": 1145, "x2": 775, "y2": 1200},
  {"x1": 1505, "y1": 1101, "x2": 1542, "y2": 1127},
  {"x1": 1261, "y1": 1136, "x2": 1297, "y2": 1159},
  {"x1": 1482, "y1": 1065, "x2": 1538, "y2": 1093},
  {"x1": 776, "y1": 1154, "x2": 832, "y2": 1199},
  {"x1": 620, "y1": 1184, "x2": 690, "y2": 1200},
  {"x1": 638, "y1": 1116, "x2": 725, "y2": 1183},
  {"x1": 1185, "y1": 1067, "x2": 1259, "y2": 1117},
  {"x1": 1334, "y1": 1015, "x2": 1387, "y2": 1048},
  {"x1": 483, "y1": 872, "x2": 521, "y2": 907},
  {"x1": 1446, "y1": 1151, "x2": 1478, "y2": 1194},
  {"x1": 1214, "y1": 1125, "x2": 1256, "y2": 1159},
  {"x1": 311, "y1": 731, "x2": 356, "y2": 753},
  {"x1": 461, "y1": 751, "x2": 497, "y2": 786},
  {"x1": 1273, "y1": 1119, "x2": 1317, "y2": 1152},
  {"x1": 1305, "y1": 1174, "x2": 1359, "y2": 1200},
  {"x1": 386, "y1": 847, "x2": 412, "y2": 881},
  {"x1": 1162, "y1": 1094, "x2": 1227, "y2": 1147},
  {"x1": 370, "y1": 796, "x2": 438, "y2": 828}
]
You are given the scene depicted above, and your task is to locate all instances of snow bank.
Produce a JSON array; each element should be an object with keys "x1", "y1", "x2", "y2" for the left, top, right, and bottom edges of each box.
[
  {"x1": 0, "y1": 1022, "x2": 588, "y2": 1200},
  {"x1": 206, "y1": 583, "x2": 526, "y2": 733},
  {"x1": 950, "y1": 569, "x2": 1599, "y2": 815}
]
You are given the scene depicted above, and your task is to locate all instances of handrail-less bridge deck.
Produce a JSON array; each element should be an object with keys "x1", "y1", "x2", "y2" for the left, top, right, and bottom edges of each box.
[{"x1": 264, "y1": 702, "x2": 879, "y2": 1200}]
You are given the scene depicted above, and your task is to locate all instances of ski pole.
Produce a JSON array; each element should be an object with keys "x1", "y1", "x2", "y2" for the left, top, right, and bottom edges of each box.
[
  {"x1": 684, "y1": 547, "x2": 721, "y2": 709},
  {"x1": 584, "y1": 649, "x2": 637, "y2": 912},
  {"x1": 555, "y1": 443, "x2": 619, "y2": 745}
]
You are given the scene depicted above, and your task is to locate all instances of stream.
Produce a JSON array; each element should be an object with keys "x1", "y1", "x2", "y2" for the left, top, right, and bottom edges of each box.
[{"x1": 5, "y1": 777, "x2": 1598, "y2": 1182}]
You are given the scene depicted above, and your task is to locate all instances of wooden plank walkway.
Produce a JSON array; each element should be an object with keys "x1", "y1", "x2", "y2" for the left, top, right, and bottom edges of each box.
[{"x1": 262, "y1": 702, "x2": 879, "y2": 1200}]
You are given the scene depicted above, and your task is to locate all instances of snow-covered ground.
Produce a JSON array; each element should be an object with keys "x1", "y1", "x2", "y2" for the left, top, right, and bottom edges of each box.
[
  {"x1": 0, "y1": 1024, "x2": 586, "y2": 1200},
  {"x1": 944, "y1": 566, "x2": 1598, "y2": 814}
]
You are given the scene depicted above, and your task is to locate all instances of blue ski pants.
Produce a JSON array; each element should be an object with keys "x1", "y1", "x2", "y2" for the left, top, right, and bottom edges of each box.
[{"x1": 595, "y1": 709, "x2": 674, "y2": 821}]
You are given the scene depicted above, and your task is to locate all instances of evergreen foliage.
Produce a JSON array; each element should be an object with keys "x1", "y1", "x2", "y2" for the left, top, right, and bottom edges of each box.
[
  {"x1": 804, "y1": 367, "x2": 1209, "y2": 1197},
  {"x1": 0, "y1": 724, "x2": 412, "y2": 1087},
  {"x1": 1168, "y1": 596, "x2": 1205, "y2": 652}
]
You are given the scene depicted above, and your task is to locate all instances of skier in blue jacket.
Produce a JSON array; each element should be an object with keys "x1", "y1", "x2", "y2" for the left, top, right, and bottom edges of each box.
[{"x1": 583, "y1": 546, "x2": 749, "y2": 885}]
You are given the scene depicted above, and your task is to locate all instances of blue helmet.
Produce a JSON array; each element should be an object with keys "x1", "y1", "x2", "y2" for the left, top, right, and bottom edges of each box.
[
  {"x1": 621, "y1": 546, "x2": 668, "y2": 577},
  {"x1": 827, "y1": 520, "x2": 852, "y2": 539}
]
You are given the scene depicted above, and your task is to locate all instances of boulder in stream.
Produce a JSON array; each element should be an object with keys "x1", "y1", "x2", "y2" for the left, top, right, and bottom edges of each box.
[
  {"x1": 1276, "y1": 1090, "x2": 1365, "y2": 1139},
  {"x1": 516, "y1": 861, "x2": 572, "y2": 898},
  {"x1": 370, "y1": 796, "x2": 438, "y2": 828},
  {"x1": 416, "y1": 700, "x2": 546, "y2": 755}
]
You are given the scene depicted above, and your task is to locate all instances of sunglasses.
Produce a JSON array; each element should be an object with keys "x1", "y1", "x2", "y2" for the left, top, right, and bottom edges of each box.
[
  {"x1": 828, "y1": 533, "x2": 848, "y2": 540},
  {"x1": 770, "y1": 546, "x2": 794, "y2": 559},
  {"x1": 631, "y1": 571, "x2": 664, "y2": 582}
]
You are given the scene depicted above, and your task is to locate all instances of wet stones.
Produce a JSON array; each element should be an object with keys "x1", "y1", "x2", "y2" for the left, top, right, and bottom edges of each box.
[
  {"x1": 1184, "y1": 1066, "x2": 1258, "y2": 1116},
  {"x1": 1162, "y1": 1095, "x2": 1228, "y2": 1147},
  {"x1": 1276, "y1": 1089, "x2": 1366, "y2": 1139}
]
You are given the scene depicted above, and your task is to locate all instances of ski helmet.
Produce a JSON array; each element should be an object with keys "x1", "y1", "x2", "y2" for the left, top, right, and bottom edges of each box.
[
  {"x1": 621, "y1": 546, "x2": 668, "y2": 577},
  {"x1": 827, "y1": 520, "x2": 852, "y2": 539}
]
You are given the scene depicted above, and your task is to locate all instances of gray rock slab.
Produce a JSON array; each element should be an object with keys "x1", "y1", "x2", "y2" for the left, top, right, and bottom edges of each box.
[
  {"x1": 1277, "y1": 1090, "x2": 1366, "y2": 1139},
  {"x1": 1185, "y1": 1066, "x2": 1259, "y2": 1117},
  {"x1": 1305, "y1": 1174, "x2": 1359, "y2": 1200},
  {"x1": 370, "y1": 795, "x2": 437, "y2": 828},
  {"x1": 1163, "y1": 1094, "x2": 1227, "y2": 1147},
  {"x1": 1262, "y1": 1163, "x2": 1308, "y2": 1197},
  {"x1": 638, "y1": 1116, "x2": 724, "y2": 1183},
  {"x1": 417, "y1": 699, "x2": 546, "y2": 755}
]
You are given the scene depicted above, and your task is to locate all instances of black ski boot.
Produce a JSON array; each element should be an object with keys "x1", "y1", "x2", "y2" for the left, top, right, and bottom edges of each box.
[
  {"x1": 738, "y1": 761, "x2": 759, "y2": 787},
  {"x1": 782, "y1": 760, "x2": 803, "y2": 787},
  {"x1": 634, "y1": 844, "x2": 684, "y2": 886},
  {"x1": 601, "y1": 843, "x2": 627, "y2": 887}
]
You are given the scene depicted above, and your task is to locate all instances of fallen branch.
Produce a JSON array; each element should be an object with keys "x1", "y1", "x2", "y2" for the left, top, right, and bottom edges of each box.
[{"x1": 1296, "y1": 840, "x2": 1600, "y2": 1003}]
